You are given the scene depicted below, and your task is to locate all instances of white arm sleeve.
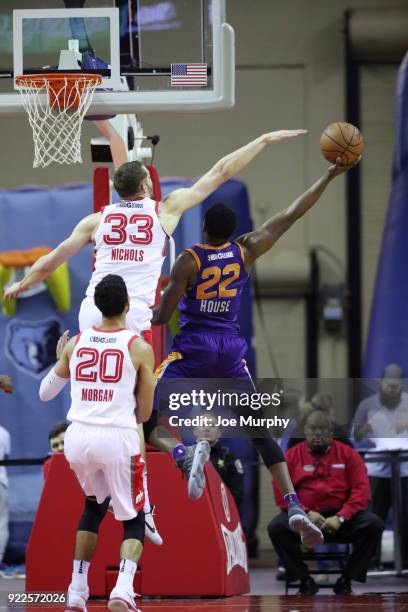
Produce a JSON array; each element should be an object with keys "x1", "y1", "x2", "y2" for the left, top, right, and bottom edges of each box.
[{"x1": 39, "y1": 367, "x2": 69, "y2": 402}]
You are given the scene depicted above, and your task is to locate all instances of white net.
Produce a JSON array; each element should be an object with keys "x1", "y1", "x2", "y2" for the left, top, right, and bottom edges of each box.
[{"x1": 16, "y1": 74, "x2": 101, "y2": 168}]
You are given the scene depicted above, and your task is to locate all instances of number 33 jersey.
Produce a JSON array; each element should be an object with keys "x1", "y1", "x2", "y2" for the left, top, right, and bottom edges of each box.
[
  {"x1": 86, "y1": 197, "x2": 167, "y2": 306},
  {"x1": 179, "y1": 242, "x2": 249, "y2": 334},
  {"x1": 67, "y1": 327, "x2": 138, "y2": 428}
]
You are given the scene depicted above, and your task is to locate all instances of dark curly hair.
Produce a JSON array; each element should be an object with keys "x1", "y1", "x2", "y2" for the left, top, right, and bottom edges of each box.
[{"x1": 204, "y1": 203, "x2": 237, "y2": 241}]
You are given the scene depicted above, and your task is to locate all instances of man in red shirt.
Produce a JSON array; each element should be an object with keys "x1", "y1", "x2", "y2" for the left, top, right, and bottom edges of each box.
[
  {"x1": 43, "y1": 421, "x2": 69, "y2": 479},
  {"x1": 268, "y1": 409, "x2": 384, "y2": 595}
]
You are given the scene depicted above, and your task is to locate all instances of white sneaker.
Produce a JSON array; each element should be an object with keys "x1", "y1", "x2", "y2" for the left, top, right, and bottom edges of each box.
[
  {"x1": 65, "y1": 585, "x2": 89, "y2": 612},
  {"x1": 144, "y1": 505, "x2": 163, "y2": 545},
  {"x1": 288, "y1": 502, "x2": 324, "y2": 549},
  {"x1": 108, "y1": 587, "x2": 140, "y2": 612},
  {"x1": 176, "y1": 441, "x2": 211, "y2": 500},
  {"x1": 189, "y1": 440, "x2": 211, "y2": 499}
]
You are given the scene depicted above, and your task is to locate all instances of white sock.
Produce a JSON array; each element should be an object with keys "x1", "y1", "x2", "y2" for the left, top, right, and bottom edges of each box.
[
  {"x1": 142, "y1": 471, "x2": 151, "y2": 514},
  {"x1": 70, "y1": 559, "x2": 90, "y2": 592},
  {"x1": 116, "y1": 559, "x2": 137, "y2": 590}
]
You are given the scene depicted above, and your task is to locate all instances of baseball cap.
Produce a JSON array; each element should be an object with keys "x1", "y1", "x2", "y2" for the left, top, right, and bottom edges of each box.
[{"x1": 382, "y1": 364, "x2": 404, "y2": 385}]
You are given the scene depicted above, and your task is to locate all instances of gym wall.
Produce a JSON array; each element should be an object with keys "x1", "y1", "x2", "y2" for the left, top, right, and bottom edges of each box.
[{"x1": 0, "y1": 0, "x2": 401, "y2": 381}]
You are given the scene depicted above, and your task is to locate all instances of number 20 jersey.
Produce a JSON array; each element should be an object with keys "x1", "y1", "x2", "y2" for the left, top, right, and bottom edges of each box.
[
  {"x1": 68, "y1": 327, "x2": 138, "y2": 428},
  {"x1": 179, "y1": 242, "x2": 249, "y2": 334},
  {"x1": 86, "y1": 197, "x2": 167, "y2": 307}
]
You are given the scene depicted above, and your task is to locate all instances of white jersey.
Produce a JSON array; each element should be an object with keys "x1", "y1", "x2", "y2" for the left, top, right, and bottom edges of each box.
[
  {"x1": 0, "y1": 426, "x2": 10, "y2": 488},
  {"x1": 86, "y1": 197, "x2": 167, "y2": 310},
  {"x1": 67, "y1": 327, "x2": 139, "y2": 429}
]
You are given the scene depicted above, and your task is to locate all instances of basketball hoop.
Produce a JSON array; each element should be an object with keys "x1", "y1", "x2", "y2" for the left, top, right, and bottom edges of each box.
[{"x1": 15, "y1": 73, "x2": 102, "y2": 168}]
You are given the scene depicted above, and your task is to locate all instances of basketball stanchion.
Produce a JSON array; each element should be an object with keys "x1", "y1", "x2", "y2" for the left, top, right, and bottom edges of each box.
[
  {"x1": 26, "y1": 453, "x2": 250, "y2": 597},
  {"x1": 15, "y1": 73, "x2": 101, "y2": 168}
]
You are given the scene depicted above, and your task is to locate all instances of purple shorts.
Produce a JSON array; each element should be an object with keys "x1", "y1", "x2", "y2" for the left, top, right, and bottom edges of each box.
[
  {"x1": 153, "y1": 332, "x2": 253, "y2": 417},
  {"x1": 157, "y1": 332, "x2": 250, "y2": 379}
]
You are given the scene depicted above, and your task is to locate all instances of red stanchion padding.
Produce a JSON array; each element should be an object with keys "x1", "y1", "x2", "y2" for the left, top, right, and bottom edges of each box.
[
  {"x1": 146, "y1": 165, "x2": 161, "y2": 201},
  {"x1": 136, "y1": 452, "x2": 250, "y2": 596},
  {"x1": 26, "y1": 451, "x2": 249, "y2": 597},
  {"x1": 26, "y1": 453, "x2": 125, "y2": 596},
  {"x1": 93, "y1": 167, "x2": 110, "y2": 213}
]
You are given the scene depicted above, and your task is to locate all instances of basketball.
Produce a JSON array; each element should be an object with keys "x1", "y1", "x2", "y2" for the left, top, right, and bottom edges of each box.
[{"x1": 320, "y1": 122, "x2": 364, "y2": 166}]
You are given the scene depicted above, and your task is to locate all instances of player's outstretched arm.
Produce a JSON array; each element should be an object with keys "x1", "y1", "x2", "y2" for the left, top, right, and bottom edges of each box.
[
  {"x1": 39, "y1": 336, "x2": 74, "y2": 401},
  {"x1": 158, "y1": 129, "x2": 307, "y2": 236},
  {"x1": 4, "y1": 213, "x2": 100, "y2": 300},
  {"x1": 131, "y1": 340, "x2": 155, "y2": 423},
  {"x1": 238, "y1": 156, "x2": 361, "y2": 268},
  {"x1": 151, "y1": 252, "x2": 197, "y2": 325}
]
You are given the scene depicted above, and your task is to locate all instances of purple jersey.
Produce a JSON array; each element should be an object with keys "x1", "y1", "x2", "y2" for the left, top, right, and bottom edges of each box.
[{"x1": 178, "y1": 242, "x2": 249, "y2": 334}]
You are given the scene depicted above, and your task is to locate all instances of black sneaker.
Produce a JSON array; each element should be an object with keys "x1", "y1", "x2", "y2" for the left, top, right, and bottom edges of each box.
[
  {"x1": 333, "y1": 575, "x2": 353, "y2": 595},
  {"x1": 297, "y1": 576, "x2": 319, "y2": 595}
]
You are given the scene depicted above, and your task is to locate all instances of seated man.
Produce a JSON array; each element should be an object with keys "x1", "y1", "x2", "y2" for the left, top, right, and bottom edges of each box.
[
  {"x1": 268, "y1": 409, "x2": 384, "y2": 595},
  {"x1": 352, "y1": 363, "x2": 408, "y2": 568}
]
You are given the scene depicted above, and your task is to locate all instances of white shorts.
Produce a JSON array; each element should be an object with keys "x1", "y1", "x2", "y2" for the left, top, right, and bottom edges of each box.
[
  {"x1": 79, "y1": 295, "x2": 152, "y2": 335},
  {"x1": 64, "y1": 422, "x2": 145, "y2": 521}
]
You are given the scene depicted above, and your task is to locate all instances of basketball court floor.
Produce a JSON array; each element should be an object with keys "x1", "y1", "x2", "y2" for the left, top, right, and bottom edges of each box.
[
  {"x1": 2, "y1": 598, "x2": 408, "y2": 612},
  {"x1": 1, "y1": 570, "x2": 407, "y2": 611}
]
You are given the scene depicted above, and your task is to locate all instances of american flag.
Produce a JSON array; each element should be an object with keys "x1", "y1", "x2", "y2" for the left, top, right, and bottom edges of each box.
[{"x1": 171, "y1": 63, "x2": 208, "y2": 87}]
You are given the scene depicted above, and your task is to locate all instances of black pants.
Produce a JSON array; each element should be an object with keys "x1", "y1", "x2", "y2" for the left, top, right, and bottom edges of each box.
[
  {"x1": 144, "y1": 403, "x2": 285, "y2": 468},
  {"x1": 268, "y1": 509, "x2": 384, "y2": 583},
  {"x1": 370, "y1": 476, "x2": 408, "y2": 567}
]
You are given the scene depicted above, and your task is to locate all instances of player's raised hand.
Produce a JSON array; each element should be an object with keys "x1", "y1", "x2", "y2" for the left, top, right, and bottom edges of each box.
[
  {"x1": 262, "y1": 129, "x2": 308, "y2": 144},
  {"x1": 56, "y1": 330, "x2": 70, "y2": 360},
  {"x1": 328, "y1": 155, "x2": 362, "y2": 178},
  {"x1": 0, "y1": 375, "x2": 13, "y2": 394},
  {"x1": 4, "y1": 282, "x2": 23, "y2": 301}
]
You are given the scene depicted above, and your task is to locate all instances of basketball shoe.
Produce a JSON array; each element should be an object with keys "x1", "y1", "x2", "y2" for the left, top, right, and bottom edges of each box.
[
  {"x1": 144, "y1": 505, "x2": 163, "y2": 545},
  {"x1": 108, "y1": 587, "x2": 140, "y2": 612},
  {"x1": 176, "y1": 440, "x2": 211, "y2": 500},
  {"x1": 288, "y1": 502, "x2": 324, "y2": 548},
  {"x1": 65, "y1": 585, "x2": 89, "y2": 612}
]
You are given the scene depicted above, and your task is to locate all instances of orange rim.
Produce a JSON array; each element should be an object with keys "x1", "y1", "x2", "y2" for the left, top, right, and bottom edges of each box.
[{"x1": 15, "y1": 73, "x2": 102, "y2": 89}]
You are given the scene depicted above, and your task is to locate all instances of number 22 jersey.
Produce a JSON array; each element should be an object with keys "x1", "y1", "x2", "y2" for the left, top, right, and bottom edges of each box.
[{"x1": 179, "y1": 242, "x2": 249, "y2": 334}]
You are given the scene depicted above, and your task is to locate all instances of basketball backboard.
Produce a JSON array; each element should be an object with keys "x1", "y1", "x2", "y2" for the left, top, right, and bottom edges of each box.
[
  {"x1": 0, "y1": 0, "x2": 234, "y2": 114},
  {"x1": 13, "y1": 8, "x2": 121, "y2": 89}
]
